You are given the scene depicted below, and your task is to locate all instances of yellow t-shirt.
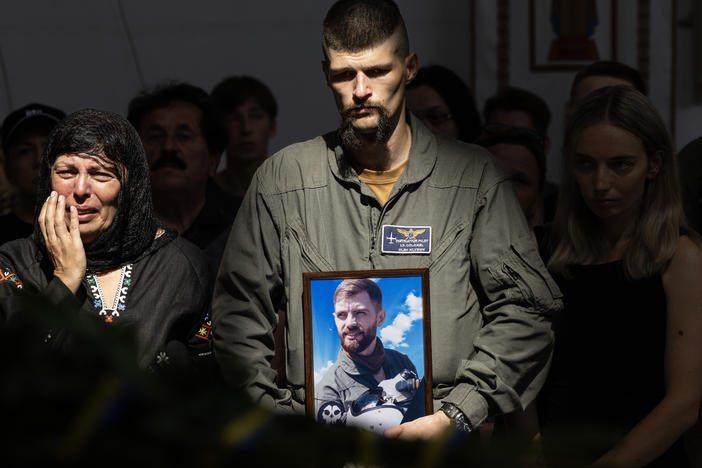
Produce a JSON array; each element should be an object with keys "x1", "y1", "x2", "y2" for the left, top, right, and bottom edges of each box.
[{"x1": 357, "y1": 160, "x2": 408, "y2": 206}]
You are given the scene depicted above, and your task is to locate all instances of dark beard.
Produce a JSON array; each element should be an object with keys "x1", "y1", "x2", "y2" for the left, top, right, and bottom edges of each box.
[
  {"x1": 340, "y1": 326, "x2": 376, "y2": 354},
  {"x1": 339, "y1": 106, "x2": 394, "y2": 151}
]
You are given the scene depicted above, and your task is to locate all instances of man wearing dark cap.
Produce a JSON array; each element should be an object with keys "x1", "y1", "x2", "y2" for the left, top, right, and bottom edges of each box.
[{"x1": 0, "y1": 103, "x2": 65, "y2": 245}]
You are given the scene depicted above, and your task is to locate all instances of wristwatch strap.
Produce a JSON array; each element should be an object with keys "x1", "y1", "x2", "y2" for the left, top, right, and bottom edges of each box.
[{"x1": 439, "y1": 402, "x2": 473, "y2": 433}]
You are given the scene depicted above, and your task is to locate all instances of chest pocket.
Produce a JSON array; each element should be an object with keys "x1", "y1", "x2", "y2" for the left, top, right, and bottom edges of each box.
[
  {"x1": 426, "y1": 220, "x2": 469, "y2": 272},
  {"x1": 285, "y1": 216, "x2": 333, "y2": 273}
]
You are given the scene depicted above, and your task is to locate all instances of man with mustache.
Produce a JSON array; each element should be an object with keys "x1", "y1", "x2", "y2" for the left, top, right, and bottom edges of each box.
[
  {"x1": 214, "y1": 0, "x2": 560, "y2": 441},
  {"x1": 315, "y1": 279, "x2": 420, "y2": 431},
  {"x1": 127, "y1": 83, "x2": 240, "y2": 275}
]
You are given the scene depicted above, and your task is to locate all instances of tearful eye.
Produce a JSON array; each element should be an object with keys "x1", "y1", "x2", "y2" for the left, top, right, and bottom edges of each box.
[
  {"x1": 55, "y1": 169, "x2": 77, "y2": 178},
  {"x1": 92, "y1": 173, "x2": 114, "y2": 182}
]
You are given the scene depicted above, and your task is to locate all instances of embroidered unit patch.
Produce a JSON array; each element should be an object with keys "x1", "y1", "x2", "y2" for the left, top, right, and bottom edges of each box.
[
  {"x1": 195, "y1": 322, "x2": 212, "y2": 341},
  {"x1": 0, "y1": 270, "x2": 24, "y2": 289},
  {"x1": 381, "y1": 225, "x2": 431, "y2": 254}
]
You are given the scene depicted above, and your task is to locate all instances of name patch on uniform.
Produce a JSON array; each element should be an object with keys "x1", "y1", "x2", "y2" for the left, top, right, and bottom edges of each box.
[{"x1": 381, "y1": 225, "x2": 431, "y2": 254}]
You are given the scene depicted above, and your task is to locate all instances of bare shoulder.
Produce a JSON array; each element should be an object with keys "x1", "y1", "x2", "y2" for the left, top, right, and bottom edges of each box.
[
  {"x1": 662, "y1": 234, "x2": 702, "y2": 289},
  {"x1": 670, "y1": 234, "x2": 702, "y2": 269}
]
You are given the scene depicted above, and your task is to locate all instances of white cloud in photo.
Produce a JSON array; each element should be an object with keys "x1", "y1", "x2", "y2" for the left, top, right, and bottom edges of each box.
[
  {"x1": 314, "y1": 360, "x2": 334, "y2": 385},
  {"x1": 404, "y1": 291, "x2": 423, "y2": 320},
  {"x1": 380, "y1": 292, "x2": 422, "y2": 349}
]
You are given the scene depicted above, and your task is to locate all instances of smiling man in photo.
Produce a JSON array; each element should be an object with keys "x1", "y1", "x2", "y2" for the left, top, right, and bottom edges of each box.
[{"x1": 315, "y1": 279, "x2": 420, "y2": 433}]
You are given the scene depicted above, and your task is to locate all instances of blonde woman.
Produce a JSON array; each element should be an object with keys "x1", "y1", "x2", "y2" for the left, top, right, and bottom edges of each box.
[{"x1": 531, "y1": 86, "x2": 702, "y2": 467}]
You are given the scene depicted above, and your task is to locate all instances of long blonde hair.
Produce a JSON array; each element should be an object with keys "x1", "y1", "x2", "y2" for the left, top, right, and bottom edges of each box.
[{"x1": 549, "y1": 86, "x2": 685, "y2": 279}]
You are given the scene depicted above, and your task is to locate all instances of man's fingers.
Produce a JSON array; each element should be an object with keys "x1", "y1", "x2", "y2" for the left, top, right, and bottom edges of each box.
[{"x1": 383, "y1": 425, "x2": 402, "y2": 438}]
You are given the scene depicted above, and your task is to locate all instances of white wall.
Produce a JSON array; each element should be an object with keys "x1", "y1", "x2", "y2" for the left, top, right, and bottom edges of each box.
[
  {"x1": 0, "y1": 0, "x2": 473, "y2": 156},
  {"x1": 0, "y1": 0, "x2": 694, "y2": 178}
]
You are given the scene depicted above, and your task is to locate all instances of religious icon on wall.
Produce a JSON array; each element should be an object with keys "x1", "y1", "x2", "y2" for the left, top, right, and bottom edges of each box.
[
  {"x1": 548, "y1": 0, "x2": 600, "y2": 61},
  {"x1": 530, "y1": 0, "x2": 616, "y2": 71}
]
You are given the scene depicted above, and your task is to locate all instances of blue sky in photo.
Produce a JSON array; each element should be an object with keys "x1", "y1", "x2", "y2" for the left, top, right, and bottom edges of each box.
[{"x1": 311, "y1": 275, "x2": 425, "y2": 385}]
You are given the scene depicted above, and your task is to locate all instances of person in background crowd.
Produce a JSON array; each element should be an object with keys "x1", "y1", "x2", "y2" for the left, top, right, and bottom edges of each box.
[
  {"x1": 127, "y1": 82, "x2": 240, "y2": 276},
  {"x1": 482, "y1": 87, "x2": 556, "y2": 224},
  {"x1": 0, "y1": 103, "x2": 65, "y2": 244},
  {"x1": 483, "y1": 86, "x2": 551, "y2": 150},
  {"x1": 568, "y1": 60, "x2": 646, "y2": 112},
  {"x1": 476, "y1": 130, "x2": 546, "y2": 229},
  {"x1": 211, "y1": 76, "x2": 277, "y2": 199},
  {"x1": 406, "y1": 64, "x2": 482, "y2": 143}
]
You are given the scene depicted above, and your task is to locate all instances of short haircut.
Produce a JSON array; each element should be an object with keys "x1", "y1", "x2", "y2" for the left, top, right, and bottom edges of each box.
[
  {"x1": 407, "y1": 65, "x2": 482, "y2": 143},
  {"x1": 333, "y1": 278, "x2": 383, "y2": 310},
  {"x1": 127, "y1": 81, "x2": 226, "y2": 156},
  {"x1": 570, "y1": 61, "x2": 647, "y2": 101},
  {"x1": 322, "y1": 0, "x2": 409, "y2": 59},
  {"x1": 211, "y1": 76, "x2": 278, "y2": 120},
  {"x1": 483, "y1": 86, "x2": 552, "y2": 136},
  {"x1": 475, "y1": 130, "x2": 547, "y2": 191}
]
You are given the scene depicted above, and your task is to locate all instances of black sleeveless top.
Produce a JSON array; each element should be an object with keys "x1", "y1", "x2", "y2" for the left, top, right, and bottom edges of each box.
[{"x1": 538, "y1": 261, "x2": 688, "y2": 467}]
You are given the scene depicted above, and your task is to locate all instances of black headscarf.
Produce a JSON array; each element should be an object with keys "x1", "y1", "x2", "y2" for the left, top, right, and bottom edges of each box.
[{"x1": 34, "y1": 108, "x2": 174, "y2": 273}]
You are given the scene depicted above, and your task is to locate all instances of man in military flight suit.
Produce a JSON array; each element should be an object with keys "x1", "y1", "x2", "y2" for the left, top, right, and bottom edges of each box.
[{"x1": 213, "y1": 0, "x2": 561, "y2": 439}]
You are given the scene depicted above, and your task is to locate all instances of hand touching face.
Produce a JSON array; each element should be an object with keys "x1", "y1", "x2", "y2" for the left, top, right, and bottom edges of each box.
[
  {"x1": 50, "y1": 152, "x2": 121, "y2": 244},
  {"x1": 38, "y1": 191, "x2": 86, "y2": 293}
]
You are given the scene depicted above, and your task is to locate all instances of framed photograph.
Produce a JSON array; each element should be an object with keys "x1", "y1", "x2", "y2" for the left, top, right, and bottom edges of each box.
[
  {"x1": 530, "y1": 0, "x2": 617, "y2": 71},
  {"x1": 303, "y1": 269, "x2": 431, "y2": 435}
]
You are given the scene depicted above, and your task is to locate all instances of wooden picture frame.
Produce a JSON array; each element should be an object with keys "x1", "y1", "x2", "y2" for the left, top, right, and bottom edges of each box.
[{"x1": 303, "y1": 268, "x2": 432, "y2": 435}]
